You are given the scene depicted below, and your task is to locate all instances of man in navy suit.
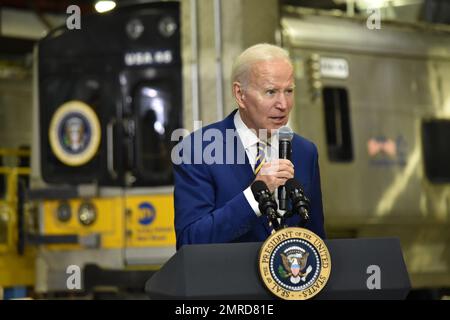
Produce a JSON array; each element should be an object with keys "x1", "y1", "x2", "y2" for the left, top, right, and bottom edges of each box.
[{"x1": 173, "y1": 43, "x2": 325, "y2": 249}]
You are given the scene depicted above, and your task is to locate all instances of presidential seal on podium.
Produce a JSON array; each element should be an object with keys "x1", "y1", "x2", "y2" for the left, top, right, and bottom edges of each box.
[{"x1": 259, "y1": 227, "x2": 331, "y2": 300}]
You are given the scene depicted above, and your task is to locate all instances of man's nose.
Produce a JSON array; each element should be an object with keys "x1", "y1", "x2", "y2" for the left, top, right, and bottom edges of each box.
[{"x1": 275, "y1": 92, "x2": 289, "y2": 110}]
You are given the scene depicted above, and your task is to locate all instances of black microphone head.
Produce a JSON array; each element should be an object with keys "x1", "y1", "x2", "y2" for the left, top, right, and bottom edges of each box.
[
  {"x1": 278, "y1": 126, "x2": 294, "y2": 142},
  {"x1": 285, "y1": 178, "x2": 303, "y2": 194},
  {"x1": 251, "y1": 180, "x2": 269, "y2": 197}
]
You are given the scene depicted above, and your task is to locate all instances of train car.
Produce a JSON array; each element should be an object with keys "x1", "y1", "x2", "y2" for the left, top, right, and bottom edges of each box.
[
  {"x1": 281, "y1": 6, "x2": 450, "y2": 294},
  {"x1": 26, "y1": 1, "x2": 449, "y2": 297},
  {"x1": 28, "y1": 1, "x2": 182, "y2": 295}
]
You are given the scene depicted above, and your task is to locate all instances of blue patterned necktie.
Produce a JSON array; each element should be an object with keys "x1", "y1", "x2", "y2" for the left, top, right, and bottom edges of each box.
[{"x1": 254, "y1": 141, "x2": 268, "y2": 175}]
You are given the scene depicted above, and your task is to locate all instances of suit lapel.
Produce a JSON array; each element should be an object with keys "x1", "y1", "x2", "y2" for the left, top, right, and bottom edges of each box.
[
  {"x1": 220, "y1": 110, "x2": 254, "y2": 187},
  {"x1": 220, "y1": 110, "x2": 272, "y2": 236}
]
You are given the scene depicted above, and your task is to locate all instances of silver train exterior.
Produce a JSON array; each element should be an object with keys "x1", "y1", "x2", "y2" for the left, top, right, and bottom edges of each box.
[{"x1": 280, "y1": 7, "x2": 450, "y2": 290}]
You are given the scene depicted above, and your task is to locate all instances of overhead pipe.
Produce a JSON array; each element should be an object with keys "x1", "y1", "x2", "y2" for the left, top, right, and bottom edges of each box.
[
  {"x1": 190, "y1": 0, "x2": 200, "y2": 123},
  {"x1": 214, "y1": 0, "x2": 224, "y2": 121}
]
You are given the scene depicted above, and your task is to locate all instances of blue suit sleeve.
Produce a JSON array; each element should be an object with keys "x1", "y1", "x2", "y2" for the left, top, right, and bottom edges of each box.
[{"x1": 174, "y1": 161, "x2": 260, "y2": 249}]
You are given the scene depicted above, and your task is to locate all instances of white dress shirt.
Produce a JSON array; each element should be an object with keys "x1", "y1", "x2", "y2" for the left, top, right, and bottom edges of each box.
[{"x1": 234, "y1": 110, "x2": 279, "y2": 217}]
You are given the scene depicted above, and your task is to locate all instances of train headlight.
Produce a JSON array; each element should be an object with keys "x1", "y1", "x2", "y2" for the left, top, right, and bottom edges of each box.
[
  {"x1": 56, "y1": 202, "x2": 71, "y2": 222},
  {"x1": 159, "y1": 16, "x2": 177, "y2": 38},
  {"x1": 78, "y1": 202, "x2": 97, "y2": 226}
]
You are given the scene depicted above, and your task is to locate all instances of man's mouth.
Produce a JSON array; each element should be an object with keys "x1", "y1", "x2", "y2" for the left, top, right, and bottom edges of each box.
[{"x1": 269, "y1": 116, "x2": 286, "y2": 122}]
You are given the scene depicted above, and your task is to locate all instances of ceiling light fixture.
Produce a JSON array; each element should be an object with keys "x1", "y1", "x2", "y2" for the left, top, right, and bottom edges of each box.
[{"x1": 95, "y1": 1, "x2": 116, "y2": 13}]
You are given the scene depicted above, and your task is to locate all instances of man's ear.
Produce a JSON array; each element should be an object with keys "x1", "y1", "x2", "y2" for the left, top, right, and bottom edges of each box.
[{"x1": 232, "y1": 82, "x2": 246, "y2": 109}]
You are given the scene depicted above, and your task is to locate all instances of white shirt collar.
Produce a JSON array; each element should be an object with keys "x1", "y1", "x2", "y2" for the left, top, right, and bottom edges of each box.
[
  {"x1": 233, "y1": 110, "x2": 279, "y2": 152},
  {"x1": 234, "y1": 110, "x2": 259, "y2": 150}
]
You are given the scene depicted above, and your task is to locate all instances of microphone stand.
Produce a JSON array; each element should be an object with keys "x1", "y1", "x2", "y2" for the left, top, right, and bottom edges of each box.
[
  {"x1": 251, "y1": 181, "x2": 282, "y2": 232},
  {"x1": 251, "y1": 179, "x2": 311, "y2": 233},
  {"x1": 282, "y1": 178, "x2": 311, "y2": 229}
]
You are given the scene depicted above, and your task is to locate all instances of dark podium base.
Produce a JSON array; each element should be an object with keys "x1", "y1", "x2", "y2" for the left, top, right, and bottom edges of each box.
[{"x1": 146, "y1": 238, "x2": 410, "y2": 300}]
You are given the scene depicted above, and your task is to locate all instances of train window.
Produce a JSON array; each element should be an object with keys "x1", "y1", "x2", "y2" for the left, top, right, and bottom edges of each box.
[
  {"x1": 322, "y1": 87, "x2": 353, "y2": 162},
  {"x1": 133, "y1": 83, "x2": 175, "y2": 185},
  {"x1": 422, "y1": 120, "x2": 450, "y2": 183}
]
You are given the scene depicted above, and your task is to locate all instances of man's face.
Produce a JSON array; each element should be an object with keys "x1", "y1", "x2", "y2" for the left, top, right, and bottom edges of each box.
[{"x1": 237, "y1": 58, "x2": 295, "y2": 133}]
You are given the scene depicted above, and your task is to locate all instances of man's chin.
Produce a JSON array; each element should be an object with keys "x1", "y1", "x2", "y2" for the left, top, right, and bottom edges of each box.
[{"x1": 268, "y1": 121, "x2": 288, "y2": 130}]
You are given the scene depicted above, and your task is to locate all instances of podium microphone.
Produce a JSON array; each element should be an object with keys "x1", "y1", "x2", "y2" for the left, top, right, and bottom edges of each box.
[
  {"x1": 251, "y1": 181, "x2": 280, "y2": 231},
  {"x1": 278, "y1": 126, "x2": 294, "y2": 210},
  {"x1": 285, "y1": 178, "x2": 310, "y2": 225}
]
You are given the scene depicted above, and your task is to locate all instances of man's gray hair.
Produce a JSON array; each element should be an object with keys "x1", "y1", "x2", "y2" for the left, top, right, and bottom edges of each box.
[{"x1": 231, "y1": 43, "x2": 292, "y2": 89}]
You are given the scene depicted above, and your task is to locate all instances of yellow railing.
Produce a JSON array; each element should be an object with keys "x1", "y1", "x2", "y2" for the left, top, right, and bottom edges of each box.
[
  {"x1": 0, "y1": 148, "x2": 35, "y2": 288},
  {"x1": 0, "y1": 148, "x2": 30, "y2": 252},
  {"x1": 0, "y1": 148, "x2": 31, "y2": 157}
]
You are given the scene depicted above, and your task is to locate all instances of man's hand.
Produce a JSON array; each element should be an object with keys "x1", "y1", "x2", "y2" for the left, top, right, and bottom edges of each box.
[{"x1": 254, "y1": 159, "x2": 294, "y2": 193}]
